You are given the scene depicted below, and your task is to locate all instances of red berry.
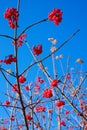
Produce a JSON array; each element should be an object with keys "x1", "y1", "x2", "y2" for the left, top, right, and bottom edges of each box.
[
  {"x1": 4, "y1": 55, "x2": 16, "y2": 64},
  {"x1": 26, "y1": 114, "x2": 32, "y2": 120},
  {"x1": 12, "y1": 84, "x2": 18, "y2": 93},
  {"x1": 4, "y1": 100, "x2": 10, "y2": 106},
  {"x1": 50, "y1": 79, "x2": 59, "y2": 87},
  {"x1": 25, "y1": 86, "x2": 30, "y2": 91},
  {"x1": 48, "y1": 8, "x2": 63, "y2": 25},
  {"x1": 34, "y1": 84, "x2": 40, "y2": 91},
  {"x1": 60, "y1": 120, "x2": 66, "y2": 126},
  {"x1": 35, "y1": 106, "x2": 46, "y2": 112},
  {"x1": 56, "y1": 100, "x2": 65, "y2": 107},
  {"x1": 4, "y1": 8, "x2": 19, "y2": 29},
  {"x1": 19, "y1": 75, "x2": 26, "y2": 84},
  {"x1": 43, "y1": 89, "x2": 53, "y2": 98},
  {"x1": 65, "y1": 110, "x2": 70, "y2": 115},
  {"x1": 10, "y1": 115, "x2": 15, "y2": 121},
  {"x1": 32, "y1": 44, "x2": 42, "y2": 55},
  {"x1": 13, "y1": 33, "x2": 26, "y2": 47},
  {"x1": 48, "y1": 109, "x2": 52, "y2": 114}
]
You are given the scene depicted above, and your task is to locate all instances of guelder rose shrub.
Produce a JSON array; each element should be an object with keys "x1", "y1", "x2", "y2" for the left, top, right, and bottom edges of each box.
[{"x1": 0, "y1": 1, "x2": 87, "y2": 130}]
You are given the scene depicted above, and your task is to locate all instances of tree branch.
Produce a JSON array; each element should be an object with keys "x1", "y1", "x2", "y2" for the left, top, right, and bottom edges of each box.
[{"x1": 20, "y1": 29, "x2": 80, "y2": 76}]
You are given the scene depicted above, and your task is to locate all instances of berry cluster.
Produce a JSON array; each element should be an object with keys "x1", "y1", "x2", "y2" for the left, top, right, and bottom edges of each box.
[
  {"x1": 12, "y1": 84, "x2": 18, "y2": 93},
  {"x1": 0, "y1": 126, "x2": 7, "y2": 130},
  {"x1": 13, "y1": 34, "x2": 26, "y2": 47},
  {"x1": 50, "y1": 79, "x2": 60, "y2": 87},
  {"x1": 19, "y1": 75, "x2": 26, "y2": 84},
  {"x1": 36, "y1": 76, "x2": 44, "y2": 84},
  {"x1": 32, "y1": 44, "x2": 42, "y2": 55},
  {"x1": 4, "y1": 8, "x2": 19, "y2": 28},
  {"x1": 4, "y1": 55, "x2": 16, "y2": 64},
  {"x1": 34, "y1": 84, "x2": 40, "y2": 91},
  {"x1": 56, "y1": 100, "x2": 65, "y2": 107},
  {"x1": 0, "y1": 55, "x2": 16, "y2": 64},
  {"x1": 26, "y1": 114, "x2": 32, "y2": 120},
  {"x1": 48, "y1": 8, "x2": 63, "y2": 25},
  {"x1": 43, "y1": 89, "x2": 53, "y2": 98},
  {"x1": 35, "y1": 106, "x2": 46, "y2": 112}
]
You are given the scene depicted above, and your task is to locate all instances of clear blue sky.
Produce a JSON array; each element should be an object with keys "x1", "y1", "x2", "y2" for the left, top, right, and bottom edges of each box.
[
  {"x1": 0, "y1": 0, "x2": 87, "y2": 128},
  {"x1": 0, "y1": 0, "x2": 87, "y2": 70}
]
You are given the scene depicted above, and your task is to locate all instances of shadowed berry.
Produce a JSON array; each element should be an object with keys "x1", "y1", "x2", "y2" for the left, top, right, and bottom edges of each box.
[{"x1": 32, "y1": 44, "x2": 42, "y2": 55}]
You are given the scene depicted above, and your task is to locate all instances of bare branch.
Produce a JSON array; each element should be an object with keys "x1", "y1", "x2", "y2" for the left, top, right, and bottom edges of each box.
[
  {"x1": 20, "y1": 29, "x2": 80, "y2": 76},
  {"x1": 18, "y1": 18, "x2": 48, "y2": 39}
]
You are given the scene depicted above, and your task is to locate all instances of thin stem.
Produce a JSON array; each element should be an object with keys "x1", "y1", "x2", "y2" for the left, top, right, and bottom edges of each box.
[
  {"x1": 9, "y1": 98, "x2": 19, "y2": 130},
  {"x1": 0, "y1": 104, "x2": 21, "y2": 109},
  {"x1": 17, "y1": 0, "x2": 20, "y2": 12},
  {"x1": 58, "y1": 108, "x2": 61, "y2": 130},
  {"x1": 52, "y1": 53, "x2": 57, "y2": 78},
  {"x1": 25, "y1": 98, "x2": 60, "y2": 109},
  {"x1": 13, "y1": 0, "x2": 29, "y2": 129},
  {"x1": 48, "y1": 102, "x2": 53, "y2": 130},
  {"x1": 59, "y1": 59, "x2": 65, "y2": 75},
  {"x1": 30, "y1": 92, "x2": 34, "y2": 130},
  {"x1": 0, "y1": 70, "x2": 13, "y2": 86},
  {"x1": 66, "y1": 56, "x2": 70, "y2": 74},
  {"x1": 0, "y1": 67, "x2": 16, "y2": 77},
  {"x1": 18, "y1": 18, "x2": 48, "y2": 39},
  {"x1": 0, "y1": 34, "x2": 14, "y2": 40},
  {"x1": 73, "y1": 73, "x2": 87, "y2": 97}
]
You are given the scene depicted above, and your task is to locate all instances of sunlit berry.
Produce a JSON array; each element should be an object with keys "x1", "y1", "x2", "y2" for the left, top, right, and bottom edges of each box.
[
  {"x1": 4, "y1": 100, "x2": 10, "y2": 106},
  {"x1": 4, "y1": 8, "x2": 19, "y2": 28},
  {"x1": 56, "y1": 100, "x2": 65, "y2": 107},
  {"x1": 48, "y1": 8, "x2": 63, "y2": 25},
  {"x1": 43, "y1": 89, "x2": 53, "y2": 98},
  {"x1": 50, "y1": 79, "x2": 60, "y2": 87},
  {"x1": 19, "y1": 75, "x2": 26, "y2": 84}
]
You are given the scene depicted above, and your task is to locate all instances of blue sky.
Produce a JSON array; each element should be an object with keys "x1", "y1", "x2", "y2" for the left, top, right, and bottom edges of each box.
[
  {"x1": 0, "y1": 0, "x2": 87, "y2": 70},
  {"x1": 0, "y1": 0, "x2": 87, "y2": 128}
]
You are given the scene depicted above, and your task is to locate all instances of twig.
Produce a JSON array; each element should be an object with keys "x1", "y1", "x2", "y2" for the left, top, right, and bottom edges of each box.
[
  {"x1": 0, "y1": 67, "x2": 16, "y2": 77},
  {"x1": 0, "y1": 34, "x2": 14, "y2": 40},
  {"x1": 18, "y1": 18, "x2": 48, "y2": 39},
  {"x1": 0, "y1": 69, "x2": 13, "y2": 87},
  {"x1": 56, "y1": 85, "x2": 87, "y2": 121}
]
